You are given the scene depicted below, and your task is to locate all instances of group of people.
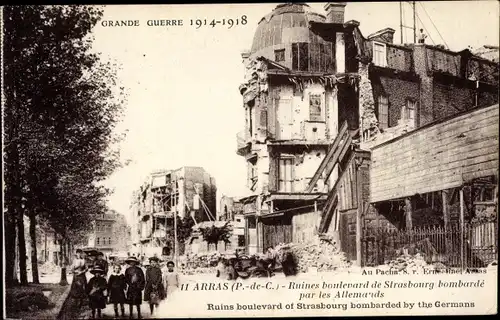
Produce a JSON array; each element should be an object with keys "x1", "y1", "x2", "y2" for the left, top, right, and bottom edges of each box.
[{"x1": 70, "y1": 249, "x2": 180, "y2": 319}]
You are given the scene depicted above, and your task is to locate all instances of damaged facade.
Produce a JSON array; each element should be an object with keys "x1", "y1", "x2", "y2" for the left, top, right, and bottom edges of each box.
[
  {"x1": 236, "y1": 2, "x2": 499, "y2": 258},
  {"x1": 130, "y1": 167, "x2": 217, "y2": 257}
]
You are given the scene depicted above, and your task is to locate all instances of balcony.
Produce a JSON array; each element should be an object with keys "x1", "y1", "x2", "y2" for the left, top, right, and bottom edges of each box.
[{"x1": 236, "y1": 130, "x2": 250, "y2": 156}]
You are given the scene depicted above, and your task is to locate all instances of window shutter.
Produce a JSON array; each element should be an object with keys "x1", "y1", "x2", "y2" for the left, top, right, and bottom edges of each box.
[
  {"x1": 260, "y1": 109, "x2": 268, "y2": 130},
  {"x1": 268, "y1": 97, "x2": 277, "y2": 138},
  {"x1": 268, "y1": 151, "x2": 278, "y2": 192},
  {"x1": 378, "y1": 96, "x2": 389, "y2": 129}
]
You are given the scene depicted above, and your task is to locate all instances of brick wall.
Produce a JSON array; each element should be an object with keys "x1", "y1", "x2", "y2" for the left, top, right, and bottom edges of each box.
[
  {"x1": 372, "y1": 76, "x2": 420, "y2": 128},
  {"x1": 433, "y1": 83, "x2": 474, "y2": 120}
]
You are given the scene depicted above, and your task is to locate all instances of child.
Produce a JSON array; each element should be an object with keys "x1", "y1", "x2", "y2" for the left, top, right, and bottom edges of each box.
[
  {"x1": 87, "y1": 266, "x2": 108, "y2": 319},
  {"x1": 108, "y1": 264, "x2": 127, "y2": 318},
  {"x1": 144, "y1": 257, "x2": 165, "y2": 315},
  {"x1": 162, "y1": 261, "x2": 180, "y2": 298},
  {"x1": 124, "y1": 256, "x2": 145, "y2": 319}
]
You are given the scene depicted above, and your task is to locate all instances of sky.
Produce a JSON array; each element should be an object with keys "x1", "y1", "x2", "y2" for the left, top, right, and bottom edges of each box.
[{"x1": 90, "y1": 2, "x2": 499, "y2": 225}]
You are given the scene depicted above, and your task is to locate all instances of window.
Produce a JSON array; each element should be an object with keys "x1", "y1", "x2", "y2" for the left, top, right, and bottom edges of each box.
[
  {"x1": 274, "y1": 49, "x2": 285, "y2": 62},
  {"x1": 373, "y1": 42, "x2": 387, "y2": 67},
  {"x1": 247, "y1": 217, "x2": 256, "y2": 229},
  {"x1": 401, "y1": 99, "x2": 416, "y2": 124},
  {"x1": 247, "y1": 106, "x2": 253, "y2": 138},
  {"x1": 473, "y1": 186, "x2": 496, "y2": 203},
  {"x1": 247, "y1": 160, "x2": 258, "y2": 191},
  {"x1": 309, "y1": 94, "x2": 323, "y2": 121},
  {"x1": 108, "y1": 237, "x2": 112, "y2": 245},
  {"x1": 378, "y1": 96, "x2": 389, "y2": 129},
  {"x1": 97, "y1": 237, "x2": 100, "y2": 245},
  {"x1": 292, "y1": 43, "x2": 309, "y2": 71},
  {"x1": 238, "y1": 235, "x2": 245, "y2": 247},
  {"x1": 279, "y1": 157, "x2": 294, "y2": 192}
]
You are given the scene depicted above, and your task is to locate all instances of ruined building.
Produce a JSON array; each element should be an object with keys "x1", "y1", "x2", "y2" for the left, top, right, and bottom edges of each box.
[
  {"x1": 130, "y1": 167, "x2": 217, "y2": 257},
  {"x1": 236, "y1": 2, "x2": 499, "y2": 254}
]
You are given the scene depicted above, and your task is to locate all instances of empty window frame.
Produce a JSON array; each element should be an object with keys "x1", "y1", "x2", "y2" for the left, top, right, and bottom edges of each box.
[
  {"x1": 274, "y1": 49, "x2": 285, "y2": 62},
  {"x1": 292, "y1": 43, "x2": 309, "y2": 71}
]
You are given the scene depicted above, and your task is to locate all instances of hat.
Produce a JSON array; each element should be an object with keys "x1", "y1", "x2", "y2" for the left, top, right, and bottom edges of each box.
[
  {"x1": 166, "y1": 261, "x2": 175, "y2": 267},
  {"x1": 149, "y1": 256, "x2": 160, "y2": 262},
  {"x1": 90, "y1": 266, "x2": 105, "y2": 274},
  {"x1": 125, "y1": 256, "x2": 139, "y2": 264}
]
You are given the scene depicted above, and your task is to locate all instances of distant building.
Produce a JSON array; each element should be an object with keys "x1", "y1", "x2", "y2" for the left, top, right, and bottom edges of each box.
[
  {"x1": 87, "y1": 211, "x2": 131, "y2": 255},
  {"x1": 130, "y1": 166, "x2": 217, "y2": 258},
  {"x1": 219, "y1": 196, "x2": 245, "y2": 252}
]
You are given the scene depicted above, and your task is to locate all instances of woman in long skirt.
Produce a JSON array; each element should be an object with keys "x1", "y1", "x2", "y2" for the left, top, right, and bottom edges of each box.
[{"x1": 70, "y1": 249, "x2": 88, "y2": 307}]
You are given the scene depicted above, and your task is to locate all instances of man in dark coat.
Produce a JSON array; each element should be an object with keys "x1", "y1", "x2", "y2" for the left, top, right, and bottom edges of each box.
[
  {"x1": 124, "y1": 256, "x2": 145, "y2": 319},
  {"x1": 144, "y1": 256, "x2": 166, "y2": 315}
]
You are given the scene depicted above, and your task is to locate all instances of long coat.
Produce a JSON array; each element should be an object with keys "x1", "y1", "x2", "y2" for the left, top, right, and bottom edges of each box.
[
  {"x1": 124, "y1": 266, "x2": 145, "y2": 305},
  {"x1": 70, "y1": 258, "x2": 88, "y2": 300},
  {"x1": 87, "y1": 276, "x2": 108, "y2": 310},
  {"x1": 107, "y1": 274, "x2": 126, "y2": 304},
  {"x1": 144, "y1": 266, "x2": 166, "y2": 303}
]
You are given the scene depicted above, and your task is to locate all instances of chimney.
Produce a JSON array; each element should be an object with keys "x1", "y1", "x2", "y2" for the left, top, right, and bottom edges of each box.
[
  {"x1": 367, "y1": 28, "x2": 396, "y2": 44},
  {"x1": 325, "y1": 2, "x2": 347, "y2": 24}
]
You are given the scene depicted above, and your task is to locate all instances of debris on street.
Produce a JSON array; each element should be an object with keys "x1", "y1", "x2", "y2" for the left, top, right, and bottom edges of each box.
[{"x1": 275, "y1": 234, "x2": 352, "y2": 273}]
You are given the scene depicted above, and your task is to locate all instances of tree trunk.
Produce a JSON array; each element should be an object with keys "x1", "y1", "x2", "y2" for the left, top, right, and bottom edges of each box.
[
  {"x1": 59, "y1": 237, "x2": 68, "y2": 286},
  {"x1": 17, "y1": 215, "x2": 28, "y2": 285},
  {"x1": 4, "y1": 215, "x2": 17, "y2": 287},
  {"x1": 44, "y1": 232, "x2": 48, "y2": 262},
  {"x1": 29, "y1": 214, "x2": 40, "y2": 284}
]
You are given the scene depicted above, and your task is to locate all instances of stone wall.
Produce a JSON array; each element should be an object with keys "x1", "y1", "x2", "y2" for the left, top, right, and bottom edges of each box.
[{"x1": 358, "y1": 62, "x2": 378, "y2": 140}]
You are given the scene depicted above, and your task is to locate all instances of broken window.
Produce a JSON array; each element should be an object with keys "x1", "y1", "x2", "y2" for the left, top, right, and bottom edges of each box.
[
  {"x1": 378, "y1": 95, "x2": 389, "y2": 129},
  {"x1": 292, "y1": 42, "x2": 309, "y2": 71},
  {"x1": 309, "y1": 94, "x2": 323, "y2": 121},
  {"x1": 274, "y1": 49, "x2": 285, "y2": 62},
  {"x1": 279, "y1": 157, "x2": 294, "y2": 192},
  {"x1": 238, "y1": 235, "x2": 245, "y2": 247},
  {"x1": 248, "y1": 217, "x2": 257, "y2": 229},
  {"x1": 473, "y1": 185, "x2": 496, "y2": 203},
  {"x1": 373, "y1": 42, "x2": 387, "y2": 67},
  {"x1": 247, "y1": 159, "x2": 258, "y2": 191}
]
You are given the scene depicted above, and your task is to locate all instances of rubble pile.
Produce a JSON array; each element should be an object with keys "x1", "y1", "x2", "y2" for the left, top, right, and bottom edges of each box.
[
  {"x1": 181, "y1": 252, "x2": 221, "y2": 274},
  {"x1": 38, "y1": 262, "x2": 59, "y2": 275},
  {"x1": 383, "y1": 252, "x2": 447, "y2": 273},
  {"x1": 275, "y1": 234, "x2": 352, "y2": 273}
]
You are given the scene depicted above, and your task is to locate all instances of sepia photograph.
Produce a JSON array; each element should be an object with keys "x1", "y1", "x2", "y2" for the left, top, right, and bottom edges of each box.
[{"x1": 2, "y1": 1, "x2": 499, "y2": 319}]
